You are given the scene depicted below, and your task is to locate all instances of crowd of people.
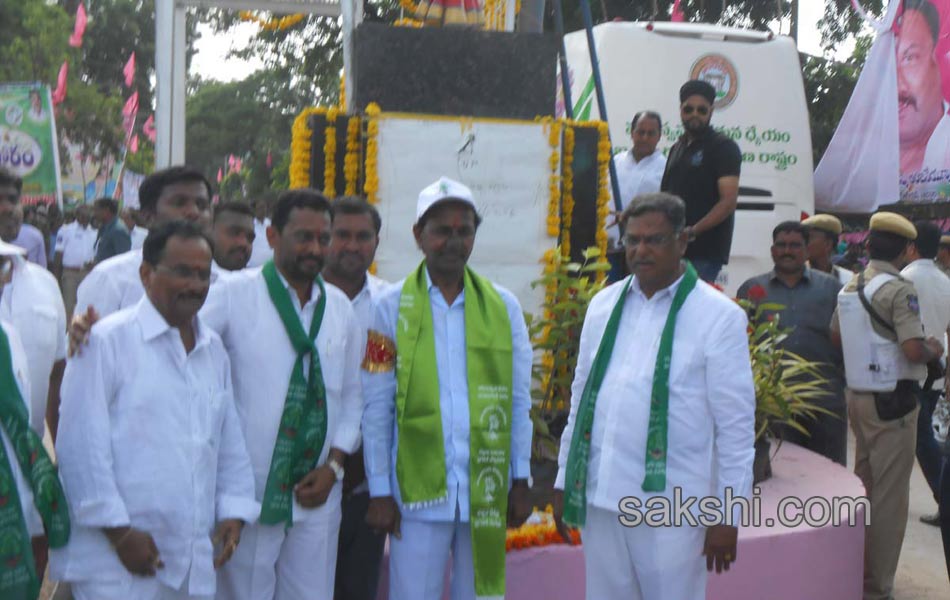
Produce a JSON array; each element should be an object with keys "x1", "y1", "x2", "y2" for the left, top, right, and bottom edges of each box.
[{"x1": 0, "y1": 74, "x2": 947, "y2": 600}]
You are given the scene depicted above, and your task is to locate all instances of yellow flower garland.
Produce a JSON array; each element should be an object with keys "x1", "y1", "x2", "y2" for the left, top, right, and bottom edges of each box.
[
  {"x1": 290, "y1": 107, "x2": 326, "y2": 189},
  {"x1": 339, "y1": 73, "x2": 346, "y2": 110},
  {"x1": 537, "y1": 116, "x2": 562, "y2": 238},
  {"x1": 399, "y1": 0, "x2": 421, "y2": 14},
  {"x1": 394, "y1": 17, "x2": 424, "y2": 27},
  {"x1": 561, "y1": 124, "x2": 575, "y2": 258},
  {"x1": 344, "y1": 116, "x2": 361, "y2": 196},
  {"x1": 323, "y1": 107, "x2": 339, "y2": 197},
  {"x1": 238, "y1": 11, "x2": 305, "y2": 31},
  {"x1": 364, "y1": 103, "x2": 382, "y2": 205}
]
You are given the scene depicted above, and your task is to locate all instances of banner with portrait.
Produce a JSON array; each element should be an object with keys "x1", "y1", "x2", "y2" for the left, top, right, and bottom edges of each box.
[
  {"x1": 0, "y1": 83, "x2": 62, "y2": 207},
  {"x1": 815, "y1": 0, "x2": 950, "y2": 212}
]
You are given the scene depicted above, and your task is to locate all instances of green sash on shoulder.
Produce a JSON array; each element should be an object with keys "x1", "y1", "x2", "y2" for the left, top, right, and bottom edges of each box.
[
  {"x1": 259, "y1": 260, "x2": 329, "y2": 527},
  {"x1": 0, "y1": 326, "x2": 70, "y2": 600},
  {"x1": 396, "y1": 261, "x2": 512, "y2": 600},
  {"x1": 563, "y1": 262, "x2": 698, "y2": 527}
]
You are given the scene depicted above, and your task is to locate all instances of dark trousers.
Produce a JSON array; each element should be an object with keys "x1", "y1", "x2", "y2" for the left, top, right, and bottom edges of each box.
[
  {"x1": 917, "y1": 389, "x2": 946, "y2": 502},
  {"x1": 781, "y1": 385, "x2": 848, "y2": 466},
  {"x1": 335, "y1": 491, "x2": 386, "y2": 600},
  {"x1": 689, "y1": 258, "x2": 724, "y2": 284}
]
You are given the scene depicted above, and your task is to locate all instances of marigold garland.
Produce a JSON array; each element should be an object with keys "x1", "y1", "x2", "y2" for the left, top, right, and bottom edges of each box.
[
  {"x1": 506, "y1": 505, "x2": 581, "y2": 551},
  {"x1": 323, "y1": 107, "x2": 339, "y2": 197},
  {"x1": 537, "y1": 117, "x2": 562, "y2": 238},
  {"x1": 364, "y1": 103, "x2": 382, "y2": 205},
  {"x1": 399, "y1": 0, "x2": 420, "y2": 13},
  {"x1": 238, "y1": 11, "x2": 305, "y2": 31},
  {"x1": 290, "y1": 107, "x2": 326, "y2": 189},
  {"x1": 394, "y1": 17, "x2": 424, "y2": 27},
  {"x1": 560, "y1": 124, "x2": 575, "y2": 258},
  {"x1": 344, "y1": 116, "x2": 361, "y2": 195},
  {"x1": 593, "y1": 121, "x2": 611, "y2": 281},
  {"x1": 339, "y1": 73, "x2": 346, "y2": 110}
]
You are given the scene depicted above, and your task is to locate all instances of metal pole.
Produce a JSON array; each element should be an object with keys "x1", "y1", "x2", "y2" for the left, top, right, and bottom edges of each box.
[
  {"x1": 579, "y1": 0, "x2": 623, "y2": 213},
  {"x1": 551, "y1": 0, "x2": 573, "y2": 119}
]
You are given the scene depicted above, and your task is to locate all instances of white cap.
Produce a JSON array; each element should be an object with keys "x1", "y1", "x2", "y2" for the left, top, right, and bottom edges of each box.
[
  {"x1": 416, "y1": 177, "x2": 477, "y2": 223},
  {"x1": 0, "y1": 240, "x2": 26, "y2": 257}
]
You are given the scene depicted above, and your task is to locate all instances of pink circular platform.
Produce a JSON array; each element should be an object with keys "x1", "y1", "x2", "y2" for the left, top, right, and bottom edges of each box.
[{"x1": 376, "y1": 443, "x2": 866, "y2": 599}]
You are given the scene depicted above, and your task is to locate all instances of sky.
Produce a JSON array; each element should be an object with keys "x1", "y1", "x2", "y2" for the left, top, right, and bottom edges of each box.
[{"x1": 191, "y1": 3, "x2": 839, "y2": 83}]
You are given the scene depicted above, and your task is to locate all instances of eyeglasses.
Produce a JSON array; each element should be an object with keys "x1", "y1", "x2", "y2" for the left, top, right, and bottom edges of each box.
[
  {"x1": 681, "y1": 104, "x2": 710, "y2": 116},
  {"x1": 622, "y1": 231, "x2": 680, "y2": 249},
  {"x1": 155, "y1": 264, "x2": 217, "y2": 283}
]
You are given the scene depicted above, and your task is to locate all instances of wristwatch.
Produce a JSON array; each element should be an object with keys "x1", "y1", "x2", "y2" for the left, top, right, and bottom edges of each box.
[{"x1": 327, "y1": 458, "x2": 345, "y2": 482}]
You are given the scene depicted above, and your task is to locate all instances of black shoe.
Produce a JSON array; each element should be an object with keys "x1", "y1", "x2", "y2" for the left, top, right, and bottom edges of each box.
[{"x1": 919, "y1": 511, "x2": 941, "y2": 527}]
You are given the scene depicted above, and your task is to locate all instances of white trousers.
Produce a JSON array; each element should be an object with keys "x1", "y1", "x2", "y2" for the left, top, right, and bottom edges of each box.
[
  {"x1": 72, "y1": 577, "x2": 211, "y2": 600},
  {"x1": 389, "y1": 513, "x2": 476, "y2": 600},
  {"x1": 216, "y1": 495, "x2": 342, "y2": 600},
  {"x1": 582, "y1": 505, "x2": 707, "y2": 600}
]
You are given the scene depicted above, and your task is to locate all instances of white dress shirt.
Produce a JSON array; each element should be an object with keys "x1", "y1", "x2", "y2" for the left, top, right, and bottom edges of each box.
[
  {"x1": 0, "y1": 255, "x2": 67, "y2": 434},
  {"x1": 247, "y1": 218, "x2": 273, "y2": 268},
  {"x1": 901, "y1": 258, "x2": 950, "y2": 384},
  {"x1": 199, "y1": 268, "x2": 363, "y2": 522},
  {"x1": 608, "y1": 150, "x2": 667, "y2": 245},
  {"x1": 51, "y1": 298, "x2": 259, "y2": 594},
  {"x1": 74, "y1": 249, "x2": 145, "y2": 318},
  {"x1": 55, "y1": 222, "x2": 97, "y2": 268},
  {"x1": 556, "y1": 274, "x2": 755, "y2": 524},
  {"x1": 0, "y1": 321, "x2": 44, "y2": 537},
  {"x1": 361, "y1": 271, "x2": 533, "y2": 522},
  {"x1": 129, "y1": 226, "x2": 148, "y2": 250}
]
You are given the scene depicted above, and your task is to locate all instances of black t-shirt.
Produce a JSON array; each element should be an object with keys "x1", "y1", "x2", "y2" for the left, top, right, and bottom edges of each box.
[{"x1": 661, "y1": 127, "x2": 742, "y2": 264}]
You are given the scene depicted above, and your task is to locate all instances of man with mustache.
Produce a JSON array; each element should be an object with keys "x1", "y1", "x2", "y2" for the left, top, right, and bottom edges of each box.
[
  {"x1": 554, "y1": 192, "x2": 754, "y2": 600},
  {"x1": 52, "y1": 221, "x2": 258, "y2": 600},
  {"x1": 322, "y1": 196, "x2": 388, "y2": 600},
  {"x1": 802, "y1": 214, "x2": 854, "y2": 286},
  {"x1": 661, "y1": 80, "x2": 741, "y2": 284},
  {"x1": 212, "y1": 202, "x2": 256, "y2": 273},
  {"x1": 361, "y1": 177, "x2": 533, "y2": 600},
  {"x1": 200, "y1": 189, "x2": 363, "y2": 600},
  {"x1": 897, "y1": 0, "x2": 947, "y2": 174},
  {"x1": 737, "y1": 221, "x2": 846, "y2": 465}
]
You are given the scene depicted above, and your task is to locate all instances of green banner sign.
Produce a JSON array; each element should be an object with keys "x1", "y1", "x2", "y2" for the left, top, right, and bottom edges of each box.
[{"x1": 0, "y1": 83, "x2": 61, "y2": 207}]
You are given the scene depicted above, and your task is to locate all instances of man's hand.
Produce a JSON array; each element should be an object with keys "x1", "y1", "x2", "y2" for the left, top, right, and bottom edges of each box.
[
  {"x1": 925, "y1": 336, "x2": 945, "y2": 359},
  {"x1": 703, "y1": 524, "x2": 738, "y2": 573},
  {"x1": 68, "y1": 305, "x2": 99, "y2": 357},
  {"x1": 213, "y1": 519, "x2": 244, "y2": 569},
  {"x1": 365, "y1": 496, "x2": 401, "y2": 539},
  {"x1": 507, "y1": 479, "x2": 531, "y2": 528},
  {"x1": 105, "y1": 527, "x2": 163, "y2": 576},
  {"x1": 551, "y1": 489, "x2": 575, "y2": 545},
  {"x1": 294, "y1": 465, "x2": 336, "y2": 508}
]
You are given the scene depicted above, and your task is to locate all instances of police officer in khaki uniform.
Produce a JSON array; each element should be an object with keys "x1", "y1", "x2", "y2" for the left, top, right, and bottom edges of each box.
[
  {"x1": 831, "y1": 212, "x2": 945, "y2": 600},
  {"x1": 937, "y1": 233, "x2": 950, "y2": 277},
  {"x1": 802, "y1": 214, "x2": 854, "y2": 286}
]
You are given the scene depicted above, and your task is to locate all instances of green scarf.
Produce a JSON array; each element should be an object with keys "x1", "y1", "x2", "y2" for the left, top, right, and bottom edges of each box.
[
  {"x1": 259, "y1": 260, "x2": 328, "y2": 527},
  {"x1": 563, "y1": 262, "x2": 698, "y2": 527},
  {"x1": 0, "y1": 325, "x2": 70, "y2": 600},
  {"x1": 396, "y1": 261, "x2": 512, "y2": 600}
]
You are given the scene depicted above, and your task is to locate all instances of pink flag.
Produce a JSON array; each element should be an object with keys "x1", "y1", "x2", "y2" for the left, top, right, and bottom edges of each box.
[
  {"x1": 52, "y1": 61, "x2": 69, "y2": 105},
  {"x1": 123, "y1": 52, "x2": 136, "y2": 88},
  {"x1": 122, "y1": 91, "x2": 139, "y2": 118},
  {"x1": 129, "y1": 134, "x2": 139, "y2": 154},
  {"x1": 68, "y1": 2, "x2": 88, "y2": 48},
  {"x1": 143, "y1": 114, "x2": 156, "y2": 142},
  {"x1": 671, "y1": 0, "x2": 685, "y2": 22},
  {"x1": 217, "y1": 168, "x2": 223, "y2": 183}
]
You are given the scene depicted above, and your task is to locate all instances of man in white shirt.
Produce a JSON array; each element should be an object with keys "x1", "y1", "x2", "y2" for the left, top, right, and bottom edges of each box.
[
  {"x1": 200, "y1": 189, "x2": 363, "y2": 600},
  {"x1": 323, "y1": 197, "x2": 388, "y2": 600},
  {"x1": 361, "y1": 177, "x2": 533, "y2": 600},
  {"x1": 54, "y1": 204, "x2": 97, "y2": 319},
  {"x1": 122, "y1": 207, "x2": 149, "y2": 250},
  {"x1": 802, "y1": 214, "x2": 854, "y2": 286},
  {"x1": 70, "y1": 165, "x2": 214, "y2": 353},
  {"x1": 554, "y1": 192, "x2": 755, "y2": 600},
  {"x1": 901, "y1": 221, "x2": 950, "y2": 527},
  {"x1": 0, "y1": 316, "x2": 70, "y2": 600},
  {"x1": 52, "y1": 220, "x2": 259, "y2": 600},
  {"x1": 211, "y1": 202, "x2": 256, "y2": 272},
  {"x1": 606, "y1": 111, "x2": 667, "y2": 279},
  {"x1": 247, "y1": 197, "x2": 273, "y2": 268}
]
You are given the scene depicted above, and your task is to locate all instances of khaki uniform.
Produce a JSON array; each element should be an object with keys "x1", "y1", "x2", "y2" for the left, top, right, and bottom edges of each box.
[{"x1": 831, "y1": 259, "x2": 926, "y2": 600}]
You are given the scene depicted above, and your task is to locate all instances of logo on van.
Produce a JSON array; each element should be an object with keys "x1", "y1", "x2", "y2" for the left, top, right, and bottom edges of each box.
[{"x1": 690, "y1": 54, "x2": 739, "y2": 110}]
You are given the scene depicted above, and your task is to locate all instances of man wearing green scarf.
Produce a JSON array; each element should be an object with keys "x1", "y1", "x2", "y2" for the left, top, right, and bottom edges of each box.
[
  {"x1": 362, "y1": 177, "x2": 533, "y2": 600},
  {"x1": 554, "y1": 193, "x2": 755, "y2": 600}
]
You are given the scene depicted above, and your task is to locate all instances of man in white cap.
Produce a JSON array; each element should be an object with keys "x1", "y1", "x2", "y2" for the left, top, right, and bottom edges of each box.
[
  {"x1": 802, "y1": 213, "x2": 854, "y2": 286},
  {"x1": 362, "y1": 176, "x2": 533, "y2": 600},
  {"x1": 200, "y1": 189, "x2": 364, "y2": 600}
]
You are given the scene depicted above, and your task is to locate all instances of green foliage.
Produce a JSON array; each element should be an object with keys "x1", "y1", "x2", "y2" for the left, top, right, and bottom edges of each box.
[{"x1": 525, "y1": 246, "x2": 608, "y2": 461}]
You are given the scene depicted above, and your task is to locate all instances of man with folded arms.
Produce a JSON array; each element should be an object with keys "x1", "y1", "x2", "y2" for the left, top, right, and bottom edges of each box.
[
  {"x1": 52, "y1": 221, "x2": 258, "y2": 600},
  {"x1": 361, "y1": 177, "x2": 533, "y2": 600}
]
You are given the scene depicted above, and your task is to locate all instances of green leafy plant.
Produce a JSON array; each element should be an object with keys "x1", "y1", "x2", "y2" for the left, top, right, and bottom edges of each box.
[{"x1": 524, "y1": 247, "x2": 609, "y2": 462}]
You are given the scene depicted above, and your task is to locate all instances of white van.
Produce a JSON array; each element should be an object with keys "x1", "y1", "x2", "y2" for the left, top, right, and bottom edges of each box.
[{"x1": 563, "y1": 21, "x2": 814, "y2": 294}]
